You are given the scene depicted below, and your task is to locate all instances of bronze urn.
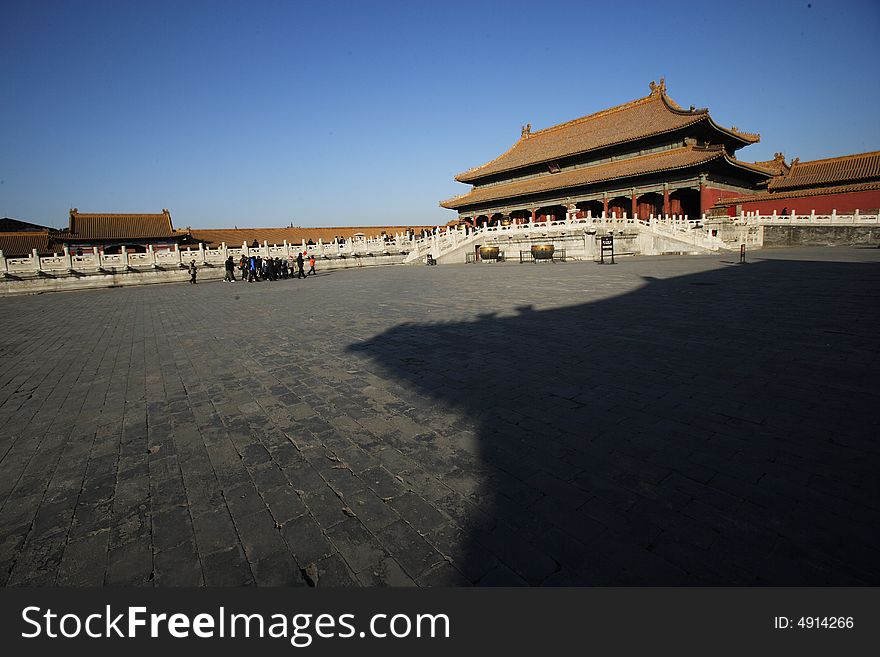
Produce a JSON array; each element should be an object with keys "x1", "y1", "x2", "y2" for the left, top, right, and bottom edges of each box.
[
  {"x1": 479, "y1": 246, "x2": 500, "y2": 260},
  {"x1": 531, "y1": 244, "x2": 555, "y2": 260}
]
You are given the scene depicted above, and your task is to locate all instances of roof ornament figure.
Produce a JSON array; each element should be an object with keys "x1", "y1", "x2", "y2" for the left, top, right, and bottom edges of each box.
[
  {"x1": 648, "y1": 77, "x2": 666, "y2": 95},
  {"x1": 521, "y1": 123, "x2": 531, "y2": 139}
]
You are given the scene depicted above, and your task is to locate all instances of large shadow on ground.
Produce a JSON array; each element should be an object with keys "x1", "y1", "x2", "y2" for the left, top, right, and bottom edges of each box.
[{"x1": 348, "y1": 258, "x2": 880, "y2": 585}]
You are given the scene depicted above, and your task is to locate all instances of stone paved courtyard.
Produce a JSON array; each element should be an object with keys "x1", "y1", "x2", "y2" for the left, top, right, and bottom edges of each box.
[{"x1": 0, "y1": 247, "x2": 878, "y2": 586}]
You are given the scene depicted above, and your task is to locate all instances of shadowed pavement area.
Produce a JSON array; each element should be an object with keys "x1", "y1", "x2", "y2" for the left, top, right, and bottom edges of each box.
[{"x1": 0, "y1": 247, "x2": 877, "y2": 585}]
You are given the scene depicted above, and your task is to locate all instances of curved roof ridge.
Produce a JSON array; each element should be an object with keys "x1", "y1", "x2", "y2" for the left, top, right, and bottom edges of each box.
[
  {"x1": 530, "y1": 86, "x2": 711, "y2": 139},
  {"x1": 791, "y1": 149, "x2": 880, "y2": 166},
  {"x1": 705, "y1": 115, "x2": 760, "y2": 144},
  {"x1": 721, "y1": 151, "x2": 775, "y2": 175}
]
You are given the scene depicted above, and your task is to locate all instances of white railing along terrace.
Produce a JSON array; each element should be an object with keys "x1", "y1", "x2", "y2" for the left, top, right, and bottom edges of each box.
[
  {"x1": 1, "y1": 209, "x2": 875, "y2": 275},
  {"x1": 734, "y1": 209, "x2": 879, "y2": 226},
  {"x1": 0, "y1": 234, "x2": 423, "y2": 275}
]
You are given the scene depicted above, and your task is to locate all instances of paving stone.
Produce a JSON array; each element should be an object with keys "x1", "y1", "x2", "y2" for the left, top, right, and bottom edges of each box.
[
  {"x1": 280, "y1": 514, "x2": 335, "y2": 567},
  {"x1": 282, "y1": 463, "x2": 327, "y2": 493},
  {"x1": 415, "y1": 561, "x2": 472, "y2": 587},
  {"x1": 375, "y1": 519, "x2": 445, "y2": 579},
  {"x1": 249, "y1": 462, "x2": 289, "y2": 491},
  {"x1": 57, "y1": 529, "x2": 110, "y2": 586},
  {"x1": 326, "y1": 517, "x2": 388, "y2": 574},
  {"x1": 8, "y1": 531, "x2": 67, "y2": 586},
  {"x1": 471, "y1": 523, "x2": 560, "y2": 585},
  {"x1": 319, "y1": 466, "x2": 367, "y2": 499},
  {"x1": 345, "y1": 488, "x2": 401, "y2": 533},
  {"x1": 154, "y1": 539, "x2": 203, "y2": 586},
  {"x1": 151, "y1": 506, "x2": 195, "y2": 552},
  {"x1": 261, "y1": 484, "x2": 308, "y2": 525},
  {"x1": 233, "y1": 508, "x2": 291, "y2": 564},
  {"x1": 110, "y1": 503, "x2": 151, "y2": 549},
  {"x1": 422, "y1": 524, "x2": 498, "y2": 583},
  {"x1": 223, "y1": 482, "x2": 269, "y2": 518},
  {"x1": 202, "y1": 545, "x2": 254, "y2": 586},
  {"x1": 106, "y1": 540, "x2": 153, "y2": 586},
  {"x1": 310, "y1": 553, "x2": 359, "y2": 587},
  {"x1": 301, "y1": 487, "x2": 349, "y2": 529},
  {"x1": 476, "y1": 564, "x2": 529, "y2": 586},
  {"x1": 191, "y1": 505, "x2": 239, "y2": 556},
  {"x1": 387, "y1": 491, "x2": 448, "y2": 534},
  {"x1": 356, "y1": 556, "x2": 418, "y2": 587},
  {"x1": 250, "y1": 550, "x2": 308, "y2": 587}
]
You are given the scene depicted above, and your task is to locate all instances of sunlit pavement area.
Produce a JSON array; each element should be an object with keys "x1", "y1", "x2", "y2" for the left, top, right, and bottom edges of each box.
[{"x1": 0, "y1": 246, "x2": 878, "y2": 586}]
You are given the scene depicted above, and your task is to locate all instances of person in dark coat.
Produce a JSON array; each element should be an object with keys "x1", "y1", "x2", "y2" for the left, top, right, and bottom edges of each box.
[
  {"x1": 224, "y1": 255, "x2": 236, "y2": 282},
  {"x1": 189, "y1": 260, "x2": 197, "y2": 284},
  {"x1": 296, "y1": 252, "x2": 305, "y2": 279}
]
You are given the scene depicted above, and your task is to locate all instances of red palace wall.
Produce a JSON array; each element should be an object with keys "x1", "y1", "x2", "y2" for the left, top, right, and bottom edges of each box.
[
  {"x1": 701, "y1": 187, "x2": 742, "y2": 213},
  {"x1": 725, "y1": 189, "x2": 880, "y2": 216}
]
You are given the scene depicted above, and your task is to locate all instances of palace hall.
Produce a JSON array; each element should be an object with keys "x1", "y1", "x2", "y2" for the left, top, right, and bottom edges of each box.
[{"x1": 441, "y1": 80, "x2": 880, "y2": 224}]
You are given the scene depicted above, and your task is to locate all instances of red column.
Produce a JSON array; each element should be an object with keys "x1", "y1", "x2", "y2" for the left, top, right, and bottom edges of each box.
[
  {"x1": 602, "y1": 197, "x2": 608, "y2": 217},
  {"x1": 698, "y1": 175, "x2": 711, "y2": 219},
  {"x1": 663, "y1": 187, "x2": 670, "y2": 217},
  {"x1": 631, "y1": 192, "x2": 637, "y2": 219}
]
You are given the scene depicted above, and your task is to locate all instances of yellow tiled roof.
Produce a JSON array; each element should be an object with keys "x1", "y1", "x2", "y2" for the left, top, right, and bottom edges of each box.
[
  {"x1": 0, "y1": 231, "x2": 60, "y2": 257},
  {"x1": 768, "y1": 150, "x2": 880, "y2": 191},
  {"x1": 67, "y1": 209, "x2": 176, "y2": 240},
  {"x1": 455, "y1": 87, "x2": 759, "y2": 183}
]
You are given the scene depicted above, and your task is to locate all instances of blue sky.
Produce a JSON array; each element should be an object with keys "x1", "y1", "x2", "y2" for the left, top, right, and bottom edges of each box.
[{"x1": 2, "y1": 0, "x2": 879, "y2": 229}]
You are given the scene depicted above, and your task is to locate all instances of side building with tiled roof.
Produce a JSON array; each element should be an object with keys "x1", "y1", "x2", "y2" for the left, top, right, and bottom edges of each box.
[
  {"x1": 0, "y1": 218, "x2": 64, "y2": 258},
  {"x1": 61, "y1": 208, "x2": 188, "y2": 254},
  {"x1": 712, "y1": 150, "x2": 880, "y2": 216},
  {"x1": 0, "y1": 231, "x2": 63, "y2": 258},
  {"x1": 441, "y1": 79, "x2": 772, "y2": 225}
]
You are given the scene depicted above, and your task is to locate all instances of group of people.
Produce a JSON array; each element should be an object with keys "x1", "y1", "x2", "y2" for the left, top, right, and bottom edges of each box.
[{"x1": 222, "y1": 252, "x2": 316, "y2": 283}]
